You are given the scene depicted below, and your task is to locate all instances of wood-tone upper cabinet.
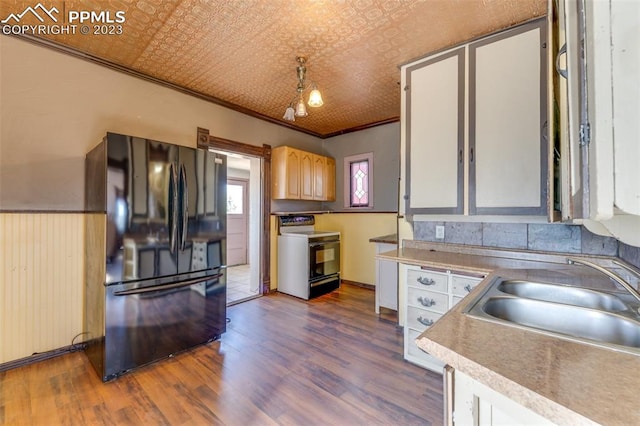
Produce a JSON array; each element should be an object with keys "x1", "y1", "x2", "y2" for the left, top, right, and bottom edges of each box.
[
  {"x1": 313, "y1": 154, "x2": 326, "y2": 200},
  {"x1": 325, "y1": 157, "x2": 336, "y2": 202},
  {"x1": 272, "y1": 146, "x2": 335, "y2": 201},
  {"x1": 272, "y1": 146, "x2": 301, "y2": 199},
  {"x1": 300, "y1": 151, "x2": 314, "y2": 200}
]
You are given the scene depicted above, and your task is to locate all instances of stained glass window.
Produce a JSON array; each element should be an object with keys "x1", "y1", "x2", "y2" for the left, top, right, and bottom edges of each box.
[{"x1": 350, "y1": 160, "x2": 369, "y2": 207}]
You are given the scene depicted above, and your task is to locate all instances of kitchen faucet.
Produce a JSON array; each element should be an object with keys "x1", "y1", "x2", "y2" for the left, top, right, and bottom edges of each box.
[{"x1": 567, "y1": 257, "x2": 640, "y2": 314}]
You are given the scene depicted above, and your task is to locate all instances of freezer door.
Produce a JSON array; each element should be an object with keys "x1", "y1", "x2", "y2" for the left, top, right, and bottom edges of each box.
[{"x1": 100, "y1": 270, "x2": 226, "y2": 381}]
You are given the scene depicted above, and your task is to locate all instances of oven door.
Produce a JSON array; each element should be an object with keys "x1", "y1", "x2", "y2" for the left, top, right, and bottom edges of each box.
[{"x1": 309, "y1": 238, "x2": 340, "y2": 281}]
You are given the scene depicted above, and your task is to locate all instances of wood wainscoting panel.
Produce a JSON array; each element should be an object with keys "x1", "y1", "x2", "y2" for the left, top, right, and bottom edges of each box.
[{"x1": 0, "y1": 213, "x2": 85, "y2": 364}]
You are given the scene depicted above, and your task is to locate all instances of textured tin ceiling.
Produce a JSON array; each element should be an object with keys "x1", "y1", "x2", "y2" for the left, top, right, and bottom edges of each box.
[{"x1": 1, "y1": 0, "x2": 546, "y2": 137}]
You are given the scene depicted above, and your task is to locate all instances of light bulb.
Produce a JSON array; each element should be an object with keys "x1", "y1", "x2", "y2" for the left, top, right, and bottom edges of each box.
[
  {"x1": 295, "y1": 97, "x2": 308, "y2": 117},
  {"x1": 308, "y1": 86, "x2": 323, "y2": 107},
  {"x1": 283, "y1": 106, "x2": 295, "y2": 121}
]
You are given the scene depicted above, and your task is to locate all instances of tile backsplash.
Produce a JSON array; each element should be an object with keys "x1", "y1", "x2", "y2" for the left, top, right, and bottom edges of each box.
[{"x1": 413, "y1": 221, "x2": 640, "y2": 269}]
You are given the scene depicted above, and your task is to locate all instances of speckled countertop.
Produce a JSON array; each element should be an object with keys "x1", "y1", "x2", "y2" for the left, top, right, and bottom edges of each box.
[{"x1": 377, "y1": 241, "x2": 640, "y2": 425}]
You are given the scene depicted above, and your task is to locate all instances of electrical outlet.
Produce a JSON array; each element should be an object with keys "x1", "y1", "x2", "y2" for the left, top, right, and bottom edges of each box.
[{"x1": 435, "y1": 225, "x2": 445, "y2": 240}]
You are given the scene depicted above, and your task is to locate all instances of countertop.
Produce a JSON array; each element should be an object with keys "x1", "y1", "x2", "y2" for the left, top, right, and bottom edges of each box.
[
  {"x1": 377, "y1": 241, "x2": 640, "y2": 425},
  {"x1": 368, "y1": 233, "x2": 398, "y2": 244}
]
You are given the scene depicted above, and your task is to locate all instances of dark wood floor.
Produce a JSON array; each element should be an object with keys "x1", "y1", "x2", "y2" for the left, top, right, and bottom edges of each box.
[{"x1": 0, "y1": 284, "x2": 444, "y2": 425}]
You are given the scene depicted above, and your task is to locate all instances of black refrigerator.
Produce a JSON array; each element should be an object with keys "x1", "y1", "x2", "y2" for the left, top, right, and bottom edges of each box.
[{"x1": 84, "y1": 132, "x2": 227, "y2": 382}]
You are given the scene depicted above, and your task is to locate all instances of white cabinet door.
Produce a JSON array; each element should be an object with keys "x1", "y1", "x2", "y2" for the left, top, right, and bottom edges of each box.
[
  {"x1": 403, "y1": 19, "x2": 548, "y2": 218},
  {"x1": 375, "y1": 242, "x2": 398, "y2": 313},
  {"x1": 454, "y1": 370, "x2": 554, "y2": 425},
  {"x1": 559, "y1": 0, "x2": 640, "y2": 246},
  {"x1": 406, "y1": 48, "x2": 464, "y2": 214},
  {"x1": 609, "y1": 0, "x2": 640, "y2": 216},
  {"x1": 469, "y1": 22, "x2": 547, "y2": 215}
]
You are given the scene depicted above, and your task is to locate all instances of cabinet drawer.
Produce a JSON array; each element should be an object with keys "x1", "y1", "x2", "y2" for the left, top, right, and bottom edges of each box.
[
  {"x1": 406, "y1": 306, "x2": 442, "y2": 331},
  {"x1": 407, "y1": 287, "x2": 448, "y2": 314},
  {"x1": 407, "y1": 328, "x2": 433, "y2": 363},
  {"x1": 451, "y1": 274, "x2": 482, "y2": 297},
  {"x1": 406, "y1": 268, "x2": 448, "y2": 292},
  {"x1": 452, "y1": 296, "x2": 464, "y2": 307}
]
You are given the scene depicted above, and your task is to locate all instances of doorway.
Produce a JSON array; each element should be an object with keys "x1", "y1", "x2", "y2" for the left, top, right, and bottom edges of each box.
[
  {"x1": 226, "y1": 157, "x2": 261, "y2": 304},
  {"x1": 197, "y1": 127, "x2": 271, "y2": 306}
]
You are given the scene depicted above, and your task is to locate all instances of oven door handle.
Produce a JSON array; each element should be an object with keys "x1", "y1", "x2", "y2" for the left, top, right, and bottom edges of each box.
[{"x1": 309, "y1": 240, "x2": 340, "y2": 247}]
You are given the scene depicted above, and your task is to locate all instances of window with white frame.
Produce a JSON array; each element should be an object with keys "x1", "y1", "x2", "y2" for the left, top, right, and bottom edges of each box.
[{"x1": 344, "y1": 152, "x2": 373, "y2": 209}]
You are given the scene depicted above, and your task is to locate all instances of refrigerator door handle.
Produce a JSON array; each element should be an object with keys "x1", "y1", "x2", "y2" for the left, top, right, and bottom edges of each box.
[
  {"x1": 180, "y1": 164, "x2": 188, "y2": 251},
  {"x1": 168, "y1": 163, "x2": 178, "y2": 254},
  {"x1": 113, "y1": 273, "x2": 223, "y2": 296}
]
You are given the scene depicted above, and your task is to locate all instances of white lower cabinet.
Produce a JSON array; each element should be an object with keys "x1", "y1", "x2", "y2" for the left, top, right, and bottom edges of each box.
[
  {"x1": 401, "y1": 264, "x2": 483, "y2": 371},
  {"x1": 452, "y1": 370, "x2": 553, "y2": 425},
  {"x1": 374, "y1": 242, "x2": 398, "y2": 313}
]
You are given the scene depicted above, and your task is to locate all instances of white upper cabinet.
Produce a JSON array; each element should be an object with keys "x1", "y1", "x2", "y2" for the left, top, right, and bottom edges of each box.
[
  {"x1": 558, "y1": 0, "x2": 640, "y2": 246},
  {"x1": 406, "y1": 48, "x2": 464, "y2": 214},
  {"x1": 469, "y1": 25, "x2": 547, "y2": 215},
  {"x1": 402, "y1": 19, "x2": 548, "y2": 218}
]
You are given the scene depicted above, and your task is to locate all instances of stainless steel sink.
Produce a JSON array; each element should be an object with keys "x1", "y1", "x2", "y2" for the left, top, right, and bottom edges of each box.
[
  {"x1": 497, "y1": 280, "x2": 629, "y2": 312},
  {"x1": 481, "y1": 297, "x2": 640, "y2": 348},
  {"x1": 464, "y1": 276, "x2": 640, "y2": 355}
]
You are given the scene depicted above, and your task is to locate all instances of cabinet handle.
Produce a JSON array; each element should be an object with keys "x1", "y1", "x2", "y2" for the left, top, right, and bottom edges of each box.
[
  {"x1": 417, "y1": 276, "x2": 436, "y2": 286},
  {"x1": 470, "y1": 147, "x2": 474, "y2": 163},
  {"x1": 556, "y1": 43, "x2": 568, "y2": 79},
  {"x1": 418, "y1": 296, "x2": 436, "y2": 307},
  {"x1": 464, "y1": 284, "x2": 473, "y2": 293},
  {"x1": 417, "y1": 316, "x2": 434, "y2": 327},
  {"x1": 459, "y1": 148, "x2": 463, "y2": 164}
]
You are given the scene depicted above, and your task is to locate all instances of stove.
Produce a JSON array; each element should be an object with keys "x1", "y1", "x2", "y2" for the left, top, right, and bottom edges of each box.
[{"x1": 277, "y1": 215, "x2": 341, "y2": 299}]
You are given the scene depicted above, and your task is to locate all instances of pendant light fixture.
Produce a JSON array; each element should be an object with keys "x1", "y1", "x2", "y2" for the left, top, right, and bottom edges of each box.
[{"x1": 282, "y1": 56, "x2": 323, "y2": 121}]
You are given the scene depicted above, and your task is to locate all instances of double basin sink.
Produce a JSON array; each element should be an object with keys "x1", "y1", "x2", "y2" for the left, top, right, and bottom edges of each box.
[{"x1": 464, "y1": 275, "x2": 640, "y2": 355}]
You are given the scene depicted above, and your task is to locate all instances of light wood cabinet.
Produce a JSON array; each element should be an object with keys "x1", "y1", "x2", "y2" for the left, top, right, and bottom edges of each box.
[
  {"x1": 272, "y1": 146, "x2": 335, "y2": 201},
  {"x1": 403, "y1": 19, "x2": 548, "y2": 217},
  {"x1": 272, "y1": 146, "x2": 301, "y2": 199},
  {"x1": 325, "y1": 157, "x2": 336, "y2": 202},
  {"x1": 300, "y1": 151, "x2": 314, "y2": 200},
  {"x1": 312, "y1": 154, "x2": 326, "y2": 200},
  {"x1": 401, "y1": 264, "x2": 483, "y2": 372}
]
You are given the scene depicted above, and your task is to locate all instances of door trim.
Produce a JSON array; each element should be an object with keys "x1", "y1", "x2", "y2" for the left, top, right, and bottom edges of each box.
[{"x1": 197, "y1": 127, "x2": 271, "y2": 295}]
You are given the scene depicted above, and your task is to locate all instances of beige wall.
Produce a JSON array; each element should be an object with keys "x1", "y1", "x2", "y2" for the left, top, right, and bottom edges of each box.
[
  {"x1": 0, "y1": 35, "x2": 321, "y2": 210},
  {"x1": 314, "y1": 213, "x2": 396, "y2": 285}
]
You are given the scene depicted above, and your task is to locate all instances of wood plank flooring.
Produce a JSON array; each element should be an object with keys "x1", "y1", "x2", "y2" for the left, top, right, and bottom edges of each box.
[{"x1": 0, "y1": 284, "x2": 444, "y2": 425}]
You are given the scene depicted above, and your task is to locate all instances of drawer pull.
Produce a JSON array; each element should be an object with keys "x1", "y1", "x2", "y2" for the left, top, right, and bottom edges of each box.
[
  {"x1": 417, "y1": 276, "x2": 436, "y2": 286},
  {"x1": 418, "y1": 296, "x2": 436, "y2": 307},
  {"x1": 464, "y1": 284, "x2": 473, "y2": 293},
  {"x1": 417, "y1": 316, "x2": 434, "y2": 327}
]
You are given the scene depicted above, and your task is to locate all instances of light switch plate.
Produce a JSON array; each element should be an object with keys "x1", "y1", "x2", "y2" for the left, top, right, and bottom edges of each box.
[{"x1": 436, "y1": 225, "x2": 445, "y2": 239}]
